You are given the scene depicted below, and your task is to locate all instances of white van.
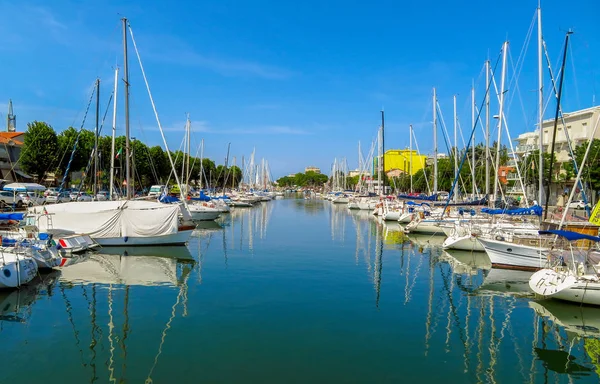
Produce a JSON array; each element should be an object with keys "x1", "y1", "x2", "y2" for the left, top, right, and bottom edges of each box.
[{"x1": 148, "y1": 185, "x2": 167, "y2": 198}]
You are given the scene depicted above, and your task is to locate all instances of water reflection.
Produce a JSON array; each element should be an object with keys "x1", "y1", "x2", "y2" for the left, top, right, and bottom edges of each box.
[
  {"x1": 4, "y1": 199, "x2": 600, "y2": 383},
  {"x1": 60, "y1": 247, "x2": 194, "y2": 286},
  {"x1": 343, "y1": 202, "x2": 600, "y2": 382},
  {"x1": 0, "y1": 271, "x2": 59, "y2": 324}
]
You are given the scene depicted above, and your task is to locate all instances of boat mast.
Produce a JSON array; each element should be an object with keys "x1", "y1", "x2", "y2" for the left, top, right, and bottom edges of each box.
[
  {"x1": 433, "y1": 88, "x2": 438, "y2": 195},
  {"x1": 222, "y1": 142, "x2": 231, "y2": 196},
  {"x1": 471, "y1": 85, "x2": 476, "y2": 198},
  {"x1": 493, "y1": 41, "x2": 508, "y2": 203},
  {"x1": 544, "y1": 31, "x2": 572, "y2": 219},
  {"x1": 94, "y1": 78, "x2": 100, "y2": 197},
  {"x1": 122, "y1": 18, "x2": 131, "y2": 200},
  {"x1": 409, "y1": 124, "x2": 413, "y2": 194},
  {"x1": 537, "y1": 4, "x2": 544, "y2": 205},
  {"x1": 199, "y1": 138, "x2": 204, "y2": 190},
  {"x1": 184, "y1": 115, "x2": 190, "y2": 194},
  {"x1": 109, "y1": 67, "x2": 118, "y2": 200},
  {"x1": 453, "y1": 95, "x2": 458, "y2": 203},
  {"x1": 485, "y1": 61, "x2": 490, "y2": 199},
  {"x1": 381, "y1": 109, "x2": 385, "y2": 195}
]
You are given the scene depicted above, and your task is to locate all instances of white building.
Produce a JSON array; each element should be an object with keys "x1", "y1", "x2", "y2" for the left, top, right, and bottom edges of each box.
[{"x1": 515, "y1": 106, "x2": 600, "y2": 162}]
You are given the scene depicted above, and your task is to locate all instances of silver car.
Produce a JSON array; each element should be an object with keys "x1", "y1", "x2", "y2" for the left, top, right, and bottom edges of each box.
[{"x1": 46, "y1": 191, "x2": 70, "y2": 204}]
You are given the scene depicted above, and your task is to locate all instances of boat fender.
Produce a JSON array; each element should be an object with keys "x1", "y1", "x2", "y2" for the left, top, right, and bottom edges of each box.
[{"x1": 124, "y1": 236, "x2": 129, "y2": 243}]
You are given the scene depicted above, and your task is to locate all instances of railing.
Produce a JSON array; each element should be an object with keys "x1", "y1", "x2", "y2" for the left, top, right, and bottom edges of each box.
[
  {"x1": 506, "y1": 186, "x2": 522, "y2": 194},
  {"x1": 515, "y1": 144, "x2": 538, "y2": 153},
  {"x1": 506, "y1": 172, "x2": 520, "y2": 180}
]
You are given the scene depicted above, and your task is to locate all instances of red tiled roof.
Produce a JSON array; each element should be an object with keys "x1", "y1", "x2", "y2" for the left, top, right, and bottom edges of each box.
[{"x1": 0, "y1": 132, "x2": 23, "y2": 139}]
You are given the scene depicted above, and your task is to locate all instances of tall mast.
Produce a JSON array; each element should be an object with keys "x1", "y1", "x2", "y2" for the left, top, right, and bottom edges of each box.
[
  {"x1": 544, "y1": 31, "x2": 572, "y2": 219},
  {"x1": 409, "y1": 124, "x2": 413, "y2": 194},
  {"x1": 122, "y1": 18, "x2": 131, "y2": 200},
  {"x1": 222, "y1": 143, "x2": 231, "y2": 196},
  {"x1": 493, "y1": 41, "x2": 509, "y2": 203},
  {"x1": 199, "y1": 138, "x2": 204, "y2": 190},
  {"x1": 381, "y1": 110, "x2": 385, "y2": 195},
  {"x1": 471, "y1": 85, "x2": 476, "y2": 198},
  {"x1": 109, "y1": 67, "x2": 118, "y2": 200},
  {"x1": 94, "y1": 78, "x2": 100, "y2": 197},
  {"x1": 185, "y1": 115, "x2": 191, "y2": 193},
  {"x1": 485, "y1": 60, "x2": 490, "y2": 198},
  {"x1": 537, "y1": 4, "x2": 544, "y2": 205},
  {"x1": 433, "y1": 88, "x2": 438, "y2": 195},
  {"x1": 453, "y1": 94, "x2": 458, "y2": 203},
  {"x1": 377, "y1": 127, "x2": 382, "y2": 195}
]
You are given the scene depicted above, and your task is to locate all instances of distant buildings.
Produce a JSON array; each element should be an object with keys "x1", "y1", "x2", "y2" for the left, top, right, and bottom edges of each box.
[
  {"x1": 348, "y1": 169, "x2": 369, "y2": 178},
  {"x1": 512, "y1": 106, "x2": 600, "y2": 204},
  {"x1": 373, "y1": 149, "x2": 428, "y2": 177},
  {"x1": 515, "y1": 106, "x2": 600, "y2": 162},
  {"x1": 305, "y1": 166, "x2": 321, "y2": 174}
]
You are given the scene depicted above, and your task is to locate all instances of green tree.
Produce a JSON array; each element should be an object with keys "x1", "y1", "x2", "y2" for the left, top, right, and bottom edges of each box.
[{"x1": 21, "y1": 121, "x2": 59, "y2": 182}]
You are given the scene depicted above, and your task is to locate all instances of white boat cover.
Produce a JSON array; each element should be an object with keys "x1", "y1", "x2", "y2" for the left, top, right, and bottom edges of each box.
[{"x1": 29, "y1": 200, "x2": 180, "y2": 239}]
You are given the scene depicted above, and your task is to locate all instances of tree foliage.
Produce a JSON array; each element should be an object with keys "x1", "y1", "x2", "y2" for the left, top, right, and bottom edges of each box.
[
  {"x1": 276, "y1": 171, "x2": 329, "y2": 187},
  {"x1": 20, "y1": 120, "x2": 241, "y2": 191},
  {"x1": 21, "y1": 121, "x2": 59, "y2": 182}
]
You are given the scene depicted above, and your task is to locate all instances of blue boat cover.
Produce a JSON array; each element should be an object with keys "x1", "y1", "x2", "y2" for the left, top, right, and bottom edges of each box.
[
  {"x1": 481, "y1": 205, "x2": 543, "y2": 216},
  {"x1": 190, "y1": 191, "x2": 211, "y2": 202},
  {"x1": 0, "y1": 213, "x2": 24, "y2": 220},
  {"x1": 539, "y1": 229, "x2": 600, "y2": 242},
  {"x1": 159, "y1": 195, "x2": 179, "y2": 203},
  {"x1": 398, "y1": 194, "x2": 438, "y2": 201}
]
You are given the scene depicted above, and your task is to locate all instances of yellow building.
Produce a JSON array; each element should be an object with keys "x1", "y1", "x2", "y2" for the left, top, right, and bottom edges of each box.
[{"x1": 373, "y1": 149, "x2": 427, "y2": 176}]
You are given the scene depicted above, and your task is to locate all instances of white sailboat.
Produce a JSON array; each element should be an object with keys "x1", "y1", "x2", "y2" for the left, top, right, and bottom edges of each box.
[
  {"x1": 529, "y1": 230, "x2": 600, "y2": 306},
  {"x1": 28, "y1": 19, "x2": 195, "y2": 247}
]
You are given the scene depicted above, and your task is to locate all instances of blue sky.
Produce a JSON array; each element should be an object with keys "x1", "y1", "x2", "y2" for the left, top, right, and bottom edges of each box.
[{"x1": 0, "y1": 0, "x2": 599, "y2": 178}]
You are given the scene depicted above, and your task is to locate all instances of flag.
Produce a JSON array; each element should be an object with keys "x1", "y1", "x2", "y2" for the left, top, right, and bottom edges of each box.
[
  {"x1": 116, "y1": 147, "x2": 123, "y2": 159},
  {"x1": 590, "y1": 202, "x2": 600, "y2": 226}
]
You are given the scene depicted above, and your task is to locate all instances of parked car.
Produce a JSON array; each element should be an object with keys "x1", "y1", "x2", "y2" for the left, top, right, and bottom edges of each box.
[
  {"x1": 96, "y1": 190, "x2": 109, "y2": 201},
  {"x1": 69, "y1": 190, "x2": 81, "y2": 201},
  {"x1": 76, "y1": 192, "x2": 93, "y2": 202},
  {"x1": 567, "y1": 200, "x2": 591, "y2": 210},
  {"x1": 46, "y1": 191, "x2": 71, "y2": 204},
  {"x1": 44, "y1": 187, "x2": 59, "y2": 197},
  {"x1": 0, "y1": 191, "x2": 25, "y2": 208},
  {"x1": 18, "y1": 192, "x2": 46, "y2": 207}
]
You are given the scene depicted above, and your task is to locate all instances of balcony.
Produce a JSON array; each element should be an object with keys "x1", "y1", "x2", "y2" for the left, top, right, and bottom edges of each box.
[
  {"x1": 506, "y1": 172, "x2": 520, "y2": 181},
  {"x1": 515, "y1": 144, "x2": 538, "y2": 153}
]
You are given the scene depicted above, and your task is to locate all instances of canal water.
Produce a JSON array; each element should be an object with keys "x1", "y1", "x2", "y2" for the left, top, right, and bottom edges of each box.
[{"x1": 2, "y1": 197, "x2": 600, "y2": 383}]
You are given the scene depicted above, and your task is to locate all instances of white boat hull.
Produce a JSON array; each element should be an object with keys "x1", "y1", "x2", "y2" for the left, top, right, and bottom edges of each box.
[
  {"x1": 189, "y1": 210, "x2": 221, "y2": 221},
  {"x1": 398, "y1": 212, "x2": 413, "y2": 223},
  {"x1": 405, "y1": 220, "x2": 445, "y2": 235},
  {"x1": 332, "y1": 197, "x2": 349, "y2": 204},
  {"x1": 478, "y1": 237, "x2": 548, "y2": 270},
  {"x1": 94, "y1": 229, "x2": 194, "y2": 246},
  {"x1": 0, "y1": 254, "x2": 38, "y2": 288},
  {"x1": 443, "y1": 234, "x2": 485, "y2": 252},
  {"x1": 382, "y1": 211, "x2": 400, "y2": 221},
  {"x1": 530, "y1": 269, "x2": 600, "y2": 306}
]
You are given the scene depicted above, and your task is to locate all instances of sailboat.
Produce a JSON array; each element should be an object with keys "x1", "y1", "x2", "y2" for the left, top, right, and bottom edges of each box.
[{"x1": 27, "y1": 18, "x2": 195, "y2": 247}]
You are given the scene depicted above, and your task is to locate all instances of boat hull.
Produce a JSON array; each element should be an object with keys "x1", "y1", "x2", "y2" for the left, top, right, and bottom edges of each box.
[
  {"x1": 0, "y1": 254, "x2": 37, "y2": 288},
  {"x1": 478, "y1": 237, "x2": 547, "y2": 271},
  {"x1": 382, "y1": 211, "x2": 400, "y2": 221},
  {"x1": 530, "y1": 269, "x2": 600, "y2": 306},
  {"x1": 405, "y1": 220, "x2": 445, "y2": 235},
  {"x1": 443, "y1": 234, "x2": 485, "y2": 252},
  {"x1": 94, "y1": 229, "x2": 194, "y2": 246}
]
